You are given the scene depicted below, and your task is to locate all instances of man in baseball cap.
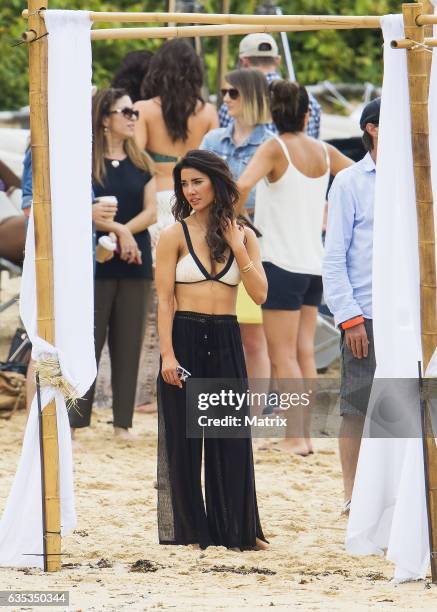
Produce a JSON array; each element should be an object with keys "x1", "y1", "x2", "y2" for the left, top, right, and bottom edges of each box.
[
  {"x1": 218, "y1": 33, "x2": 321, "y2": 139},
  {"x1": 238, "y1": 32, "x2": 280, "y2": 60},
  {"x1": 359, "y1": 96, "x2": 380, "y2": 152}
]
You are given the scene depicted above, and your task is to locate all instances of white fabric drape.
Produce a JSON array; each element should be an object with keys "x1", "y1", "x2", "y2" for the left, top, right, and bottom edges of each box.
[
  {"x1": 346, "y1": 13, "x2": 437, "y2": 582},
  {"x1": 0, "y1": 11, "x2": 95, "y2": 568}
]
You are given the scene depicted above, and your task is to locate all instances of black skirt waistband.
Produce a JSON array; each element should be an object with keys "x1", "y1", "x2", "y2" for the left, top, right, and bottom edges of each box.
[{"x1": 175, "y1": 310, "x2": 237, "y2": 324}]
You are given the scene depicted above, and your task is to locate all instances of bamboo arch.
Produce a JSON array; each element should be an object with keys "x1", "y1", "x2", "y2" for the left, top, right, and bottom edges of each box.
[{"x1": 23, "y1": 1, "x2": 437, "y2": 577}]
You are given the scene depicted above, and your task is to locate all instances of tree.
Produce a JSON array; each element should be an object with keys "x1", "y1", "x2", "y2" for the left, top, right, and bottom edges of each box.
[{"x1": 1, "y1": 0, "x2": 403, "y2": 111}]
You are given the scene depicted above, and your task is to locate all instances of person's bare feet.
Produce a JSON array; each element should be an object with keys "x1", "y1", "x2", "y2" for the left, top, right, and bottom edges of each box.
[
  {"x1": 135, "y1": 401, "x2": 157, "y2": 414},
  {"x1": 113, "y1": 427, "x2": 140, "y2": 441},
  {"x1": 305, "y1": 438, "x2": 314, "y2": 454},
  {"x1": 254, "y1": 537, "x2": 270, "y2": 550},
  {"x1": 277, "y1": 437, "x2": 309, "y2": 456}
]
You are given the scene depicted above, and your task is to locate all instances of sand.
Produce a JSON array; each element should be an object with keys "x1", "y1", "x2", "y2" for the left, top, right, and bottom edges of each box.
[{"x1": 1, "y1": 276, "x2": 437, "y2": 611}]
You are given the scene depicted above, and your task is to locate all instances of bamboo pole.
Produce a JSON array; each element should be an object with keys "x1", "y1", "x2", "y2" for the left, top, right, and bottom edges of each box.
[
  {"x1": 23, "y1": 9, "x2": 382, "y2": 29},
  {"x1": 27, "y1": 0, "x2": 61, "y2": 572},
  {"x1": 417, "y1": 14, "x2": 437, "y2": 25},
  {"x1": 167, "y1": 0, "x2": 176, "y2": 28},
  {"x1": 391, "y1": 36, "x2": 437, "y2": 47},
  {"x1": 217, "y1": 0, "x2": 230, "y2": 99},
  {"x1": 89, "y1": 23, "x2": 378, "y2": 41},
  {"x1": 402, "y1": 2, "x2": 437, "y2": 583},
  {"x1": 418, "y1": 0, "x2": 434, "y2": 79}
]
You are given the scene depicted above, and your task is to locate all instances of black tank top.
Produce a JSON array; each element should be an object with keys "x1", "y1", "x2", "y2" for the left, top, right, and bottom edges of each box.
[{"x1": 94, "y1": 157, "x2": 153, "y2": 280}]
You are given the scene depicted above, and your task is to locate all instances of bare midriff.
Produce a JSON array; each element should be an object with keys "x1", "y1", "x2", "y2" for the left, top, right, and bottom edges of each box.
[{"x1": 175, "y1": 281, "x2": 238, "y2": 316}]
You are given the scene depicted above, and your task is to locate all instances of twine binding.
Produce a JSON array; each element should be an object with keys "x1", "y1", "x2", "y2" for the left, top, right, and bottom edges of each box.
[{"x1": 35, "y1": 356, "x2": 79, "y2": 410}]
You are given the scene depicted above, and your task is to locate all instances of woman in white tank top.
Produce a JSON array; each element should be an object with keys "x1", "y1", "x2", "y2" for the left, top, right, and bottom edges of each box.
[{"x1": 238, "y1": 80, "x2": 352, "y2": 456}]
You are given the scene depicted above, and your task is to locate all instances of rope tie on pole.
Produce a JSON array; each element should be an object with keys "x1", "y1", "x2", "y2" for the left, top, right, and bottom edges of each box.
[
  {"x1": 35, "y1": 355, "x2": 80, "y2": 408},
  {"x1": 406, "y1": 38, "x2": 433, "y2": 52}
]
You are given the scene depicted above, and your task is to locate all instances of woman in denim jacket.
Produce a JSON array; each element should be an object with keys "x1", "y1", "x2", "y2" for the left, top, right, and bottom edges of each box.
[{"x1": 200, "y1": 68, "x2": 273, "y2": 385}]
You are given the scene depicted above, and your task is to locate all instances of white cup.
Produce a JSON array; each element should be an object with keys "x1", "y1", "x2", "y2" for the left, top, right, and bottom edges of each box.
[
  {"x1": 96, "y1": 235, "x2": 117, "y2": 263},
  {"x1": 98, "y1": 196, "x2": 118, "y2": 205}
]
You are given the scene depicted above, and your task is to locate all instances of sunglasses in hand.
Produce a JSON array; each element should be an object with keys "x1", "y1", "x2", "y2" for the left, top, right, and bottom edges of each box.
[
  {"x1": 176, "y1": 366, "x2": 191, "y2": 382},
  {"x1": 109, "y1": 107, "x2": 140, "y2": 120}
]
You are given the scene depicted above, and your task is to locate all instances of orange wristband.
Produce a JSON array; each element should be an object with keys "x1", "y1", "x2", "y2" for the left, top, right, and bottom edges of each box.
[{"x1": 341, "y1": 316, "x2": 364, "y2": 330}]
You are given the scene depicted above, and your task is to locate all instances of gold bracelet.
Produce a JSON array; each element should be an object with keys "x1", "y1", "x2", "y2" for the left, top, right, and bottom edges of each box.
[{"x1": 241, "y1": 260, "x2": 255, "y2": 273}]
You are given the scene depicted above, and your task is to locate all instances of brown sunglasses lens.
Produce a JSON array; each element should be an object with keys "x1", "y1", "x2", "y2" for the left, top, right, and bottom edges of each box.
[{"x1": 221, "y1": 88, "x2": 239, "y2": 100}]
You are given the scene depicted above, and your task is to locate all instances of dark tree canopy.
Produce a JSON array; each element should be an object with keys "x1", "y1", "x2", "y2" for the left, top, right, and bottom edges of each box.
[{"x1": 1, "y1": 0, "x2": 402, "y2": 111}]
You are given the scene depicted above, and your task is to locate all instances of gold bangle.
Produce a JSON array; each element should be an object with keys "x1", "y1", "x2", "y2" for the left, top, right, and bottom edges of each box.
[{"x1": 241, "y1": 260, "x2": 255, "y2": 273}]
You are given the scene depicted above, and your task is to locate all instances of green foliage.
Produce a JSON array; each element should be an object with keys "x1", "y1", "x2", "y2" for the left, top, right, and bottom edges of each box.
[{"x1": 1, "y1": 0, "x2": 403, "y2": 110}]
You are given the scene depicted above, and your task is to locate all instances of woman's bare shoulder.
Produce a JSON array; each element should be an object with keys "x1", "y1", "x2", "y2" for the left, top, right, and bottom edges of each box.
[
  {"x1": 193, "y1": 100, "x2": 214, "y2": 117},
  {"x1": 257, "y1": 136, "x2": 283, "y2": 158},
  {"x1": 135, "y1": 98, "x2": 161, "y2": 114},
  {"x1": 160, "y1": 222, "x2": 183, "y2": 241}
]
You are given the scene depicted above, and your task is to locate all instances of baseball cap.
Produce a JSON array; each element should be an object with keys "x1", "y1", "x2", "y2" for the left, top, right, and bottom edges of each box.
[
  {"x1": 360, "y1": 97, "x2": 381, "y2": 130},
  {"x1": 239, "y1": 33, "x2": 279, "y2": 58}
]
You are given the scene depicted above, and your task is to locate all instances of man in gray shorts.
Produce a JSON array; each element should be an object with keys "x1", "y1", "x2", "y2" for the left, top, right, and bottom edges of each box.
[{"x1": 322, "y1": 97, "x2": 380, "y2": 513}]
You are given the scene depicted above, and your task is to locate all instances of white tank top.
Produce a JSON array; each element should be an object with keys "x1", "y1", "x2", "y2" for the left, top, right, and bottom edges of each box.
[{"x1": 254, "y1": 135, "x2": 330, "y2": 276}]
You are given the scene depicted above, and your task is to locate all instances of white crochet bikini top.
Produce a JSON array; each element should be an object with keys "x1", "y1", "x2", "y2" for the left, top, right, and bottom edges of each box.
[{"x1": 175, "y1": 220, "x2": 240, "y2": 287}]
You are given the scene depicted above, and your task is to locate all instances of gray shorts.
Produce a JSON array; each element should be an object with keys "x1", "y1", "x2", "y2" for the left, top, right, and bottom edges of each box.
[{"x1": 340, "y1": 318, "x2": 376, "y2": 417}]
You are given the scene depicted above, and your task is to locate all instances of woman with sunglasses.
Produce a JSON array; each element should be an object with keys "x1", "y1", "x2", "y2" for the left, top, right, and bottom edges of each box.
[
  {"x1": 69, "y1": 88, "x2": 157, "y2": 440},
  {"x1": 200, "y1": 69, "x2": 273, "y2": 393},
  {"x1": 237, "y1": 80, "x2": 353, "y2": 456},
  {"x1": 156, "y1": 149, "x2": 268, "y2": 550}
]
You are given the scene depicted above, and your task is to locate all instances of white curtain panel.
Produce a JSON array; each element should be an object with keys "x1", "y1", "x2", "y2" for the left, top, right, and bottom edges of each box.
[
  {"x1": 0, "y1": 11, "x2": 95, "y2": 568},
  {"x1": 346, "y1": 13, "x2": 437, "y2": 582}
]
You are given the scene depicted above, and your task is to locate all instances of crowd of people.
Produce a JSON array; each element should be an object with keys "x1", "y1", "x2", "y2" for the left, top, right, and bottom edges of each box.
[{"x1": 2, "y1": 32, "x2": 381, "y2": 550}]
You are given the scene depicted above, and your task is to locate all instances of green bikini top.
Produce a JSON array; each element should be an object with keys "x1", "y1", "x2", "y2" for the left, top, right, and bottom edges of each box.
[{"x1": 146, "y1": 149, "x2": 180, "y2": 163}]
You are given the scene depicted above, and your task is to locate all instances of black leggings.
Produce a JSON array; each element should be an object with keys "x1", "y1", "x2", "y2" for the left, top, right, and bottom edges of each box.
[{"x1": 157, "y1": 311, "x2": 266, "y2": 550}]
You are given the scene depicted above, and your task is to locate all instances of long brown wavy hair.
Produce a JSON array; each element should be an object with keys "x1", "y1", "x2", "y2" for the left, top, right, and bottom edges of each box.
[
  {"x1": 140, "y1": 39, "x2": 204, "y2": 142},
  {"x1": 172, "y1": 150, "x2": 239, "y2": 263},
  {"x1": 92, "y1": 88, "x2": 152, "y2": 186}
]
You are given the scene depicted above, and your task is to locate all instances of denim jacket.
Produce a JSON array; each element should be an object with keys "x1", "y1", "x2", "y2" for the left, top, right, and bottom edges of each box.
[
  {"x1": 21, "y1": 148, "x2": 33, "y2": 210},
  {"x1": 200, "y1": 124, "x2": 274, "y2": 210}
]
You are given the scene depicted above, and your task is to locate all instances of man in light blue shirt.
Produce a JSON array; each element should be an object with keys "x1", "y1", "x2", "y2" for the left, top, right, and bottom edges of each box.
[{"x1": 322, "y1": 98, "x2": 380, "y2": 512}]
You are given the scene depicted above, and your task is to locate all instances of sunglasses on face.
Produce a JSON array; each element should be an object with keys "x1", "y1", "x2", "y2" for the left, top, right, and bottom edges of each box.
[
  {"x1": 220, "y1": 87, "x2": 240, "y2": 101},
  {"x1": 109, "y1": 107, "x2": 140, "y2": 120}
]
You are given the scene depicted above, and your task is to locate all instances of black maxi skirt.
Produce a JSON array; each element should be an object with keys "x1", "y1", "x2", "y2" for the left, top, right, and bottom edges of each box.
[{"x1": 157, "y1": 310, "x2": 266, "y2": 550}]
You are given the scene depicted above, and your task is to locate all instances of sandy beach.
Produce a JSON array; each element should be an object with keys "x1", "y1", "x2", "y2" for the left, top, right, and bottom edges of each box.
[{"x1": 1, "y1": 276, "x2": 436, "y2": 611}]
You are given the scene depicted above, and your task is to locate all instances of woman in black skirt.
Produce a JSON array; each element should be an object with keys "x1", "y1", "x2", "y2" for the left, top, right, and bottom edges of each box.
[{"x1": 155, "y1": 150, "x2": 268, "y2": 550}]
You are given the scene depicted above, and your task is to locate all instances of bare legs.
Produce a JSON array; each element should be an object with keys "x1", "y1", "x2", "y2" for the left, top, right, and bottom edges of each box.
[
  {"x1": 240, "y1": 323, "x2": 270, "y2": 380},
  {"x1": 296, "y1": 306, "x2": 318, "y2": 453},
  {"x1": 263, "y1": 306, "x2": 318, "y2": 455},
  {"x1": 240, "y1": 323, "x2": 270, "y2": 421},
  {"x1": 339, "y1": 415, "x2": 365, "y2": 503}
]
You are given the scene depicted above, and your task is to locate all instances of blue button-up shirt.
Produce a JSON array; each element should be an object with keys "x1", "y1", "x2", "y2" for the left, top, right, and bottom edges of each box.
[
  {"x1": 322, "y1": 153, "x2": 375, "y2": 327},
  {"x1": 200, "y1": 123, "x2": 274, "y2": 210},
  {"x1": 21, "y1": 148, "x2": 33, "y2": 210},
  {"x1": 218, "y1": 71, "x2": 321, "y2": 139}
]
